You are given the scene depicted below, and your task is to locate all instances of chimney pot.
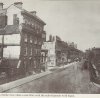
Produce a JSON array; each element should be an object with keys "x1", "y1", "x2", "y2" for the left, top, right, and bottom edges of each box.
[
  {"x1": 14, "y1": 2, "x2": 23, "y2": 9},
  {"x1": 30, "y1": 11, "x2": 37, "y2": 15},
  {"x1": 0, "y1": 2, "x2": 4, "y2": 10}
]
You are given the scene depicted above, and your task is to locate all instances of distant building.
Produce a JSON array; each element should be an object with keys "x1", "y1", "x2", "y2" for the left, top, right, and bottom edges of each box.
[
  {"x1": 41, "y1": 31, "x2": 48, "y2": 71},
  {"x1": 42, "y1": 41, "x2": 56, "y2": 67},
  {"x1": 0, "y1": 2, "x2": 46, "y2": 74},
  {"x1": 42, "y1": 35, "x2": 68, "y2": 68},
  {"x1": 85, "y1": 47, "x2": 100, "y2": 61},
  {"x1": 67, "y1": 42, "x2": 77, "y2": 49},
  {"x1": 68, "y1": 46, "x2": 83, "y2": 62}
]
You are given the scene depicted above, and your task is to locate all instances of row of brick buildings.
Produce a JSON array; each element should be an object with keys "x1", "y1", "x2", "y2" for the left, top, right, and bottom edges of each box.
[
  {"x1": 42, "y1": 35, "x2": 83, "y2": 69},
  {"x1": 0, "y1": 2, "x2": 83, "y2": 75}
]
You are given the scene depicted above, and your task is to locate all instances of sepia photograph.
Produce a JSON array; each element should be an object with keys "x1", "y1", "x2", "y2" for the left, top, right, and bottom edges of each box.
[{"x1": 0, "y1": 0, "x2": 100, "y2": 96}]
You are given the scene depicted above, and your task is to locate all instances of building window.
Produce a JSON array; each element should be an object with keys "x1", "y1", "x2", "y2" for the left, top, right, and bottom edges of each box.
[
  {"x1": 32, "y1": 23, "x2": 34, "y2": 28},
  {"x1": 38, "y1": 49, "x2": 40, "y2": 55},
  {"x1": 42, "y1": 33, "x2": 46, "y2": 39},
  {"x1": 0, "y1": 15, "x2": 7, "y2": 28},
  {"x1": 36, "y1": 30, "x2": 39, "y2": 34},
  {"x1": 34, "y1": 24, "x2": 37, "y2": 29},
  {"x1": 30, "y1": 36, "x2": 33, "y2": 43},
  {"x1": 25, "y1": 20, "x2": 28, "y2": 25},
  {"x1": 38, "y1": 41, "x2": 41, "y2": 45},
  {"x1": 34, "y1": 38, "x2": 38, "y2": 44},
  {"x1": 35, "y1": 49, "x2": 38, "y2": 55},
  {"x1": 24, "y1": 47, "x2": 28, "y2": 56},
  {"x1": 24, "y1": 34, "x2": 27, "y2": 42},
  {"x1": 39, "y1": 27, "x2": 41, "y2": 32},
  {"x1": 30, "y1": 47, "x2": 32, "y2": 56},
  {"x1": 13, "y1": 14, "x2": 19, "y2": 25}
]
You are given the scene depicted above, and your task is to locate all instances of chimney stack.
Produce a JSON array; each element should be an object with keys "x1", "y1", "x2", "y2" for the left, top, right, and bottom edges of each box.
[
  {"x1": 30, "y1": 11, "x2": 37, "y2": 15},
  {"x1": 0, "y1": 2, "x2": 4, "y2": 10},
  {"x1": 14, "y1": 2, "x2": 23, "y2": 9}
]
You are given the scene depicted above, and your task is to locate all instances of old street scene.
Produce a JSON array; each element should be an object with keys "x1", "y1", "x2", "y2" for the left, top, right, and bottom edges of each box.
[{"x1": 0, "y1": 0, "x2": 100, "y2": 94}]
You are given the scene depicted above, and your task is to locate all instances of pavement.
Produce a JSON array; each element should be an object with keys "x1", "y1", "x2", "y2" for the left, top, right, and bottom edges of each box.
[
  {"x1": 0, "y1": 61, "x2": 100, "y2": 93},
  {"x1": 49, "y1": 62, "x2": 77, "y2": 71},
  {"x1": 0, "y1": 62, "x2": 74, "y2": 93},
  {"x1": 3, "y1": 64, "x2": 77, "y2": 93},
  {"x1": 0, "y1": 71, "x2": 52, "y2": 92}
]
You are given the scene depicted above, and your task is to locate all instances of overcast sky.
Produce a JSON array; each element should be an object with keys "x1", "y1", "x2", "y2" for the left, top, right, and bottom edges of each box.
[{"x1": 1, "y1": 0, "x2": 100, "y2": 51}]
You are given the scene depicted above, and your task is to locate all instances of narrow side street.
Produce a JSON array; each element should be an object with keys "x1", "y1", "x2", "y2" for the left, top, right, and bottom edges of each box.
[{"x1": 3, "y1": 62, "x2": 100, "y2": 93}]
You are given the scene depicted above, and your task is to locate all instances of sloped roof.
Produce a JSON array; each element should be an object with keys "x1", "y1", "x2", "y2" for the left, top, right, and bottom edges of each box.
[
  {"x1": 21, "y1": 9, "x2": 46, "y2": 25},
  {"x1": 9, "y1": 4, "x2": 46, "y2": 25},
  {"x1": 0, "y1": 3, "x2": 46, "y2": 25},
  {"x1": 0, "y1": 25, "x2": 20, "y2": 35}
]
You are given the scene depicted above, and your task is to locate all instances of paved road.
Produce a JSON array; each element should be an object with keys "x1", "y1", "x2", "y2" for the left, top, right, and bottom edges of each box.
[{"x1": 5, "y1": 62, "x2": 100, "y2": 93}]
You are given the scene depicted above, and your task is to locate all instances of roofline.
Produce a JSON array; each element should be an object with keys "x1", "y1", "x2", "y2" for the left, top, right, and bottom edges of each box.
[
  {"x1": 13, "y1": 4, "x2": 46, "y2": 25},
  {"x1": 21, "y1": 10, "x2": 46, "y2": 25},
  {"x1": 1, "y1": 3, "x2": 46, "y2": 25},
  {"x1": 92, "y1": 48, "x2": 100, "y2": 50}
]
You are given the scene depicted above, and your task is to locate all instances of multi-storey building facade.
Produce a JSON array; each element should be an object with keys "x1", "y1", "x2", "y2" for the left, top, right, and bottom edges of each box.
[
  {"x1": 55, "y1": 36, "x2": 68, "y2": 66},
  {"x1": 42, "y1": 35, "x2": 68, "y2": 68},
  {"x1": 42, "y1": 41, "x2": 56, "y2": 67},
  {"x1": 68, "y1": 46, "x2": 83, "y2": 62},
  {"x1": 0, "y1": 2, "x2": 46, "y2": 75},
  {"x1": 42, "y1": 35, "x2": 84, "y2": 68}
]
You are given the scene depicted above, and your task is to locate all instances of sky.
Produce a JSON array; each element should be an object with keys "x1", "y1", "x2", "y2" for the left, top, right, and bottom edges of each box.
[{"x1": 1, "y1": 0, "x2": 100, "y2": 51}]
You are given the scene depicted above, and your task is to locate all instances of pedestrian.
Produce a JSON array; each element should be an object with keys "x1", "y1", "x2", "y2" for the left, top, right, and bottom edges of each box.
[{"x1": 82, "y1": 59, "x2": 88, "y2": 70}]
